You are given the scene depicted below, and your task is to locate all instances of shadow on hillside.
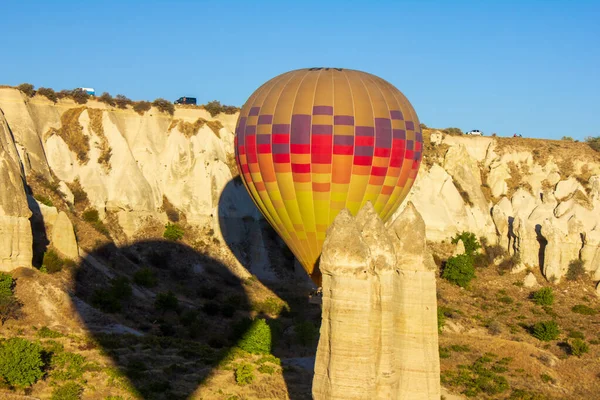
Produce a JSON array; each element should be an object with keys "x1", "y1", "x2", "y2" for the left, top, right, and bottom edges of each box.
[
  {"x1": 73, "y1": 240, "x2": 255, "y2": 400},
  {"x1": 218, "y1": 176, "x2": 319, "y2": 399}
]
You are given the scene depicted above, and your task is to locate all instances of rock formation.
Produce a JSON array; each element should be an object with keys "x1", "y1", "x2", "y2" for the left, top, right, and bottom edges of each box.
[
  {"x1": 51, "y1": 212, "x2": 79, "y2": 260},
  {"x1": 0, "y1": 110, "x2": 33, "y2": 271},
  {"x1": 313, "y1": 202, "x2": 440, "y2": 400}
]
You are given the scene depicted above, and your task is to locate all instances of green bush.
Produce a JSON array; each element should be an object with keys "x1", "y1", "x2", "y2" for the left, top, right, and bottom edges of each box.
[
  {"x1": 98, "y1": 92, "x2": 115, "y2": 106},
  {"x1": 0, "y1": 338, "x2": 44, "y2": 388},
  {"x1": 442, "y1": 254, "x2": 475, "y2": 288},
  {"x1": 569, "y1": 338, "x2": 589, "y2": 357},
  {"x1": 441, "y1": 353, "x2": 510, "y2": 397},
  {"x1": 571, "y1": 304, "x2": 597, "y2": 315},
  {"x1": 586, "y1": 136, "x2": 600, "y2": 152},
  {"x1": 114, "y1": 94, "x2": 132, "y2": 109},
  {"x1": 82, "y1": 208, "x2": 100, "y2": 223},
  {"x1": 0, "y1": 273, "x2": 14, "y2": 299},
  {"x1": 51, "y1": 382, "x2": 84, "y2": 400},
  {"x1": 56, "y1": 89, "x2": 73, "y2": 99},
  {"x1": 235, "y1": 363, "x2": 254, "y2": 385},
  {"x1": 163, "y1": 223, "x2": 184, "y2": 241},
  {"x1": 532, "y1": 287, "x2": 554, "y2": 306},
  {"x1": 451, "y1": 231, "x2": 481, "y2": 256},
  {"x1": 443, "y1": 127, "x2": 463, "y2": 135},
  {"x1": 258, "y1": 364, "x2": 275, "y2": 374},
  {"x1": 237, "y1": 318, "x2": 271, "y2": 354},
  {"x1": 133, "y1": 101, "x2": 151, "y2": 114},
  {"x1": 110, "y1": 277, "x2": 132, "y2": 300},
  {"x1": 134, "y1": 267, "x2": 157, "y2": 288},
  {"x1": 566, "y1": 259, "x2": 585, "y2": 281},
  {"x1": 17, "y1": 83, "x2": 35, "y2": 97},
  {"x1": 294, "y1": 321, "x2": 319, "y2": 346},
  {"x1": 437, "y1": 307, "x2": 446, "y2": 332},
  {"x1": 0, "y1": 273, "x2": 21, "y2": 325},
  {"x1": 34, "y1": 194, "x2": 54, "y2": 207},
  {"x1": 42, "y1": 249, "x2": 65, "y2": 273},
  {"x1": 531, "y1": 320, "x2": 560, "y2": 341},
  {"x1": 252, "y1": 297, "x2": 288, "y2": 316},
  {"x1": 152, "y1": 98, "x2": 175, "y2": 115},
  {"x1": 37, "y1": 326, "x2": 63, "y2": 338},
  {"x1": 155, "y1": 291, "x2": 179, "y2": 312},
  {"x1": 37, "y1": 87, "x2": 58, "y2": 102},
  {"x1": 91, "y1": 288, "x2": 121, "y2": 313},
  {"x1": 71, "y1": 89, "x2": 89, "y2": 104},
  {"x1": 561, "y1": 136, "x2": 574, "y2": 141},
  {"x1": 50, "y1": 351, "x2": 87, "y2": 380}
]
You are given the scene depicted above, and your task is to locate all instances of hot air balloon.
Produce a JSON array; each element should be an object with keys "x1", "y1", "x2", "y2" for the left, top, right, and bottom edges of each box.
[{"x1": 234, "y1": 68, "x2": 423, "y2": 285}]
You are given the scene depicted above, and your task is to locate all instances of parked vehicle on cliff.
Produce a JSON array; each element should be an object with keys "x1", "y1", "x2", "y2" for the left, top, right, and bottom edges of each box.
[
  {"x1": 78, "y1": 87, "x2": 95, "y2": 96},
  {"x1": 466, "y1": 129, "x2": 483, "y2": 136},
  {"x1": 174, "y1": 97, "x2": 197, "y2": 105}
]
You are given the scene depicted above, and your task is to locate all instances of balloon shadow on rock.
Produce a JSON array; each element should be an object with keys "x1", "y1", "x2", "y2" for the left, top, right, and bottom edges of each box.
[
  {"x1": 73, "y1": 240, "x2": 258, "y2": 400},
  {"x1": 218, "y1": 176, "x2": 321, "y2": 400}
]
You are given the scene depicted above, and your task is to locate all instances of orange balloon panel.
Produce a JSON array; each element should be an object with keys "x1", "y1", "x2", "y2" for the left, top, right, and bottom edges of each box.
[{"x1": 234, "y1": 68, "x2": 423, "y2": 284}]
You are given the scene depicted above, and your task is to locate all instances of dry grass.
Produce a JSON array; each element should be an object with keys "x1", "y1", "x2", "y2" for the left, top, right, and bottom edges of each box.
[
  {"x1": 575, "y1": 164, "x2": 593, "y2": 189},
  {"x1": 169, "y1": 118, "x2": 224, "y2": 139},
  {"x1": 480, "y1": 166, "x2": 494, "y2": 203},
  {"x1": 87, "y1": 108, "x2": 112, "y2": 172},
  {"x1": 47, "y1": 107, "x2": 89, "y2": 163},
  {"x1": 435, "y1": 245, "x2": 600, "y2": 400},
  {"x1": 206, "y1": 120, "x2": 224, "y2": 138},
  {"x1": 421, "y1": 129, "x2": 450, "y2": 168},
  {"x1": 453, "y1": 180, "x2": 474, "y2": 206},
  {"x1": 495, "y1": 136, "x2": 600, "y2": 167},
  {"x1": 505, "y1": 162, "x2": 533, "y2": 198}
]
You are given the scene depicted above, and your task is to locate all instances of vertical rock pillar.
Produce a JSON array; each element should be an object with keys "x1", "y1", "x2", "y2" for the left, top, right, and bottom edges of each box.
[{"x1": 312, "y1": 202, "x2": 440, "y2": 400}]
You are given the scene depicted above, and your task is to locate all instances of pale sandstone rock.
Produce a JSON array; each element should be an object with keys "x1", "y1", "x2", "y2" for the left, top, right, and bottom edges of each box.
[
  {"x1": 58, "y1": 181, "x2": 74, "y2": 204},
  {"x1": 429, "y1": 131, "x2": 443, "y2": 146},
  {"x1": 51, "y1": 212, "x2": 79, "y2": 260},
  {"x1": 491, "y1": 205, "x2": 509, "y2": 249},
  {"x1": 488, "y1": 162, "x2": 510, "y2": 198},
  {"x1": 313, "y1": 202, "x2": 440, "y2": 400},
  {"x1": 541, "y1": 217, "x2": 584, "y2": 283},
  {"x1": 555, "y1": 178, "x2": 586, "y2": 200},
  {"x1": 523, "y1": 272, "x2": 539, "y2": 288},
  {"x1": 0, "y1": 110, "x2": 33, "y2": 271},
  {"x1": 513, "y1": 217, "x2": 539, "y2": 268},
  {"x1": 511, "y1": 188, "x2": 537, "y2": 219},
  {"x1": 452, "y1": 239, "x2": 466, "y2": 256},
  {"x1": 442, "y1": 135, "x2": 494, "y2": 162},
  {"x1": 596, "y1": 281, "x2": 600, "y2": 297},
  {"x1": 581, "y1": 230, "x2": 600, "y2": 279}
]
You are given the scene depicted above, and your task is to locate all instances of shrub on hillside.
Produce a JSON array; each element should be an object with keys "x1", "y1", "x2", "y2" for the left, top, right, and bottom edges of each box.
[
  {"x1": 17, "y1": 83, "x2": 35, "y2": 97},
  {"x1": 585, "y1": 136, "x2": 600, "y2": 152},
  {"x1": 82, "y1": 208, "x2": 100, "y2": 223},
  {"x1": 51, "y1": 381, "x2": 84, "y2": 400},
  {"x1": 571, "y1": 304, "x2": 597, "y2": 315},
  {"x1": 294, "y1": 321, "x2": 319, "y2": 346},
  {"x1": 152, "y1": 98, "x2": 175, "y2": 115},
  {"x1": 561, "y1": 136, "x2": 574, "y2": 141},
  {"x1": 155, "y1": 291, "x2": 179, "y2": 312},
  {"x1": 443, "y1": 127, "x2": 463, "y2": 135},
  {"x1": 56, "y1": 89, "x2": 73, "y2": 99},
  {"x1": 566, "y1": 259, "x2": 586, "y2": 281},
  {"x1": 531, "y1": 320, "x2": 560, "y2": 341},
  {"x1": 569, "y1": 338, "x2": 589, "y2": 357},
  {"x1": 437, "y1": 307, "x2": 446, "y2": 332},
  {"x1": 0, "y1": 273, "x2": 21, "y2": 326},
  {"x1": 133, "y1": 268, "x2": 157, "y2": 288},
  {"x1": 532, "y1": 287, "x2": 554, "y2": 306},
  {"x1": 202, "y1": 100, "x2": 239, "y2": 117},
  {"x1": 237, "y1": 318, "x2": 271, "y2": 354},
  {"x1": 71, "y1": 89, "x2": 89, "y2": 104},
  {"x1": 133, "y1": 101, "x2": 151, "y2": 114},
  {"x1": 442, "y1": 254, "x2": 475, "y2": 288},
  {"x1": 42, "y1": 249, "x2": 65, "y2": 273},
  {"x1": 451, "y1": 231, "x2": 481, "y2": 256},
  {"x1": 235, "y1": 363, "x2": 254, "y2": 386},
  {"x1": 98, "y1": 92, "x2": 115, "y2": 106},
  {"x1": 0, "y1": 338, "x2": 44, "y2": 388},
  {"x1": 37, "y1": 87, "x2": 58, "y2": 102},
  {"x1": 70, "y1": 179, "x2": 88, "y2": 205},
  {"x1": 163, "y1": 223, "x2": 184, "y2": 241},
  {"x1": 114, "y1": 94, "x2": 133, "y2": 109}
]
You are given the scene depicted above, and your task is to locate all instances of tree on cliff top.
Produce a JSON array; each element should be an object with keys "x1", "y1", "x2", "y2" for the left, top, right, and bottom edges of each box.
[{"x1": 586, "y1": 136, "x2": 600, "y2": 152}]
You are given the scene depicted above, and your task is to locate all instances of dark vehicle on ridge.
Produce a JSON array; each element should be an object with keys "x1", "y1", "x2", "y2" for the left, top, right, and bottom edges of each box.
[{"x1": 174, "y1": 97, "x2": 197, "y2": 105}]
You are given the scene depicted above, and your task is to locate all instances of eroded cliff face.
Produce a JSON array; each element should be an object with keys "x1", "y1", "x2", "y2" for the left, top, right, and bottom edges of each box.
[
  {"x1": 0, "y1": 87, "x2": 599, "y2": 283},
  {"x1": 0, "y1": 107, "x2": 33, "y2": 271}
]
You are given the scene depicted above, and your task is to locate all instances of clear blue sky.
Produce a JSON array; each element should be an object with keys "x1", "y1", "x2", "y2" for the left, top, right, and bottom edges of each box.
[{"x1": 1, "y1": 0, "x2": 598, "y2": 140}]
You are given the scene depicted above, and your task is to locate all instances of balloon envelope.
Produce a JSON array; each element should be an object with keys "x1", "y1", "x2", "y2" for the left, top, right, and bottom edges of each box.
[{"x1": 234, "y1": 68, "x2": 423, "y2": 284}]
